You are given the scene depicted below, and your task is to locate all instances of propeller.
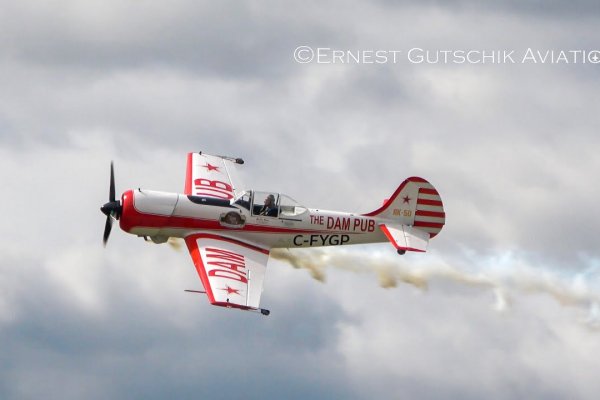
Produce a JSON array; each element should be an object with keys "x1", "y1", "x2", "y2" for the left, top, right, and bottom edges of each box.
[{"x1": 100, "y1": 162, "x2": 122, "y2": 246}]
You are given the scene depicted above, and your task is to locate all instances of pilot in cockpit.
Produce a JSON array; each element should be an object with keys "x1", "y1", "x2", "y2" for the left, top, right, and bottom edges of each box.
[{"x1": 259, "y1": 194, "x2": 278, "y2": 217}]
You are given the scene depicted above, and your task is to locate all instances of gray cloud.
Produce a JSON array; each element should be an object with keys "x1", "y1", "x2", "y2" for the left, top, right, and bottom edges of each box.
[
  {"x1": 0, "y1": 245, "x2": 359, "y2": 400},
  {"x1": 376, "y1": 0, "x2": 600, "y2": 17},
  {"x1": 0, "y1": 1, "x2": 339, "y2": 79}
]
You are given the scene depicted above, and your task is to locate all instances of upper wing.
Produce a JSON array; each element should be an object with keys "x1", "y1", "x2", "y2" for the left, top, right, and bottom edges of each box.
[
  {"x1": 185, "y1": 233, "x2": 270, "y2": 311},
  {"x1": 184, "y1": 152, "x2": 246, "y2": 200}
]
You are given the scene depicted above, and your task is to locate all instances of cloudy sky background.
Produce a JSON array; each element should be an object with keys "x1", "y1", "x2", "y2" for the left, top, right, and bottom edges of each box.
[{"x1": 1, "y1": 1, "x2": 599, "y2": 399}]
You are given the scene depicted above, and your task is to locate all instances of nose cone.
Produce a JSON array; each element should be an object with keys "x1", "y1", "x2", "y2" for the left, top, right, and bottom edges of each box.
[
  {"x1": 100, "y1": 201, "x2": 122, "y2": 219},
  {"x1": 118, "y1": 190, "x2": 135, "y2": 233}
]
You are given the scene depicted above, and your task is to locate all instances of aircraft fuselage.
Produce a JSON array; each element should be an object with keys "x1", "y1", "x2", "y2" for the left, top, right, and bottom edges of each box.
[{"x1": 118, "y1": 189, "x2": 388, "y2": 249}]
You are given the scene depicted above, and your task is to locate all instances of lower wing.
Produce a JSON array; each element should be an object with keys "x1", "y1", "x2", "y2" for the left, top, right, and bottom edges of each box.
[{"x1": 185, "y1": 233, "x2": 270, "y2": 313}]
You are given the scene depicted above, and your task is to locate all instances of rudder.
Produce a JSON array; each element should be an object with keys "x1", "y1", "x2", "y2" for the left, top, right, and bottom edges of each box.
[{"x1": 364, "y1": 177, "x2": 445, "y2": 238}]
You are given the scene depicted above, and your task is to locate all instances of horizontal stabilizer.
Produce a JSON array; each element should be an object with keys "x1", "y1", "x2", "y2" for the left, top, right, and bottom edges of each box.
[{"x1": 380, "y1": 224, "x2": 429, "y2": 253}]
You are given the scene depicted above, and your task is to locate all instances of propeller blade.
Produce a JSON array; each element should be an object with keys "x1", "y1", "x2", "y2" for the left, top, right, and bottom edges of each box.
[
  {"x1": 109, "y1": 161, "x2": 115, "y2": 203},
  {"x1": 103, "y1": 215, "x2": 113, "y2": 246}
]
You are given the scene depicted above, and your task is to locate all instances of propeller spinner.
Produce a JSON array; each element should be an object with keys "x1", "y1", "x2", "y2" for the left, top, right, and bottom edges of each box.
[{"x1": 100, "y1": 162, "x2": 122, "y2": 246}]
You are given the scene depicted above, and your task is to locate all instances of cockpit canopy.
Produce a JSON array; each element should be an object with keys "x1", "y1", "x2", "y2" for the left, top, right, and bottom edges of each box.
[{"x1": 234, "y1": 190, "x2": 307, "y2": 217}]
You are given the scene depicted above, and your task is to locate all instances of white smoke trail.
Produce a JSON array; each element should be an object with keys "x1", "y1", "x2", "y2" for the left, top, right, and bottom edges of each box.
[
  {"x1": 270, "y1": 247, "x2": 600, "y2": 326},
  {"x1": 167, "y1": 237, "x2": 184, "y2": 252},
  {"x1": 271, "y1": 247, "x2": 496, "y2": 292},
  {"x1": 492, "y1": 288, "x2": 511, "y2": 312},
  {"x1": 584, "y1": 302, "x2": 600, "y2": 329},
  {"x1": 271, "y1": 248, "x2": 431, "y2": 289}
]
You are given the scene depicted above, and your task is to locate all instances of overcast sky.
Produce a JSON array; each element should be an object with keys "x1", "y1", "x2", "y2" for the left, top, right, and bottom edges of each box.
[{"x1": 1, "y1": 1, "x2": 599, "y2": 399}]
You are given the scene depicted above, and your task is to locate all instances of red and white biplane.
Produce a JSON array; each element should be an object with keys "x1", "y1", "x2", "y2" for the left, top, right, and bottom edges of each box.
[{"x1": 100, "y1": 152, "x2": 445, "y2": 315}]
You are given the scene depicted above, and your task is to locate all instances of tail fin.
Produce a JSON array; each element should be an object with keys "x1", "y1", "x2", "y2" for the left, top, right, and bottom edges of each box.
[{"x1": 364, "y1": 177, "x2": 445, "y2": 238}]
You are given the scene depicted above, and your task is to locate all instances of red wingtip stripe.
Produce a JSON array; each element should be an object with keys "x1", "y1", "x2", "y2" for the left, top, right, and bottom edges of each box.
[
  {"x1": 185, "y1": 236, "x2": 216, "y2": 304},
  {"x1": 397, "y1": 246, "x2": 427, "y2": 253},
  {"x1": 210, "y1": 302, "x2": 256, "y2": 311},
  {"x1": 184, "y1": 152, "x2": 193, "y2": 195},
  {"x1": 379, "y1": 224, "x2": 398, "y2": 249}
]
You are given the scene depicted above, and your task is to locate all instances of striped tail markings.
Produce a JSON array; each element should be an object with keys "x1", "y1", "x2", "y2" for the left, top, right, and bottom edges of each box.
[
  {"x1": 413, "y1": 184, "x2": 445, "y2": 238},
  {"x1": 363, "y1": 176, "x2": 446, "y2": 240}
]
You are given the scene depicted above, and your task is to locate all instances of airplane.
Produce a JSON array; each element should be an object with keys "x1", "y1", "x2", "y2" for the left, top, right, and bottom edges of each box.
[{"x1": 100, "y1": 152, "x2": 445, "y2": 315}]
